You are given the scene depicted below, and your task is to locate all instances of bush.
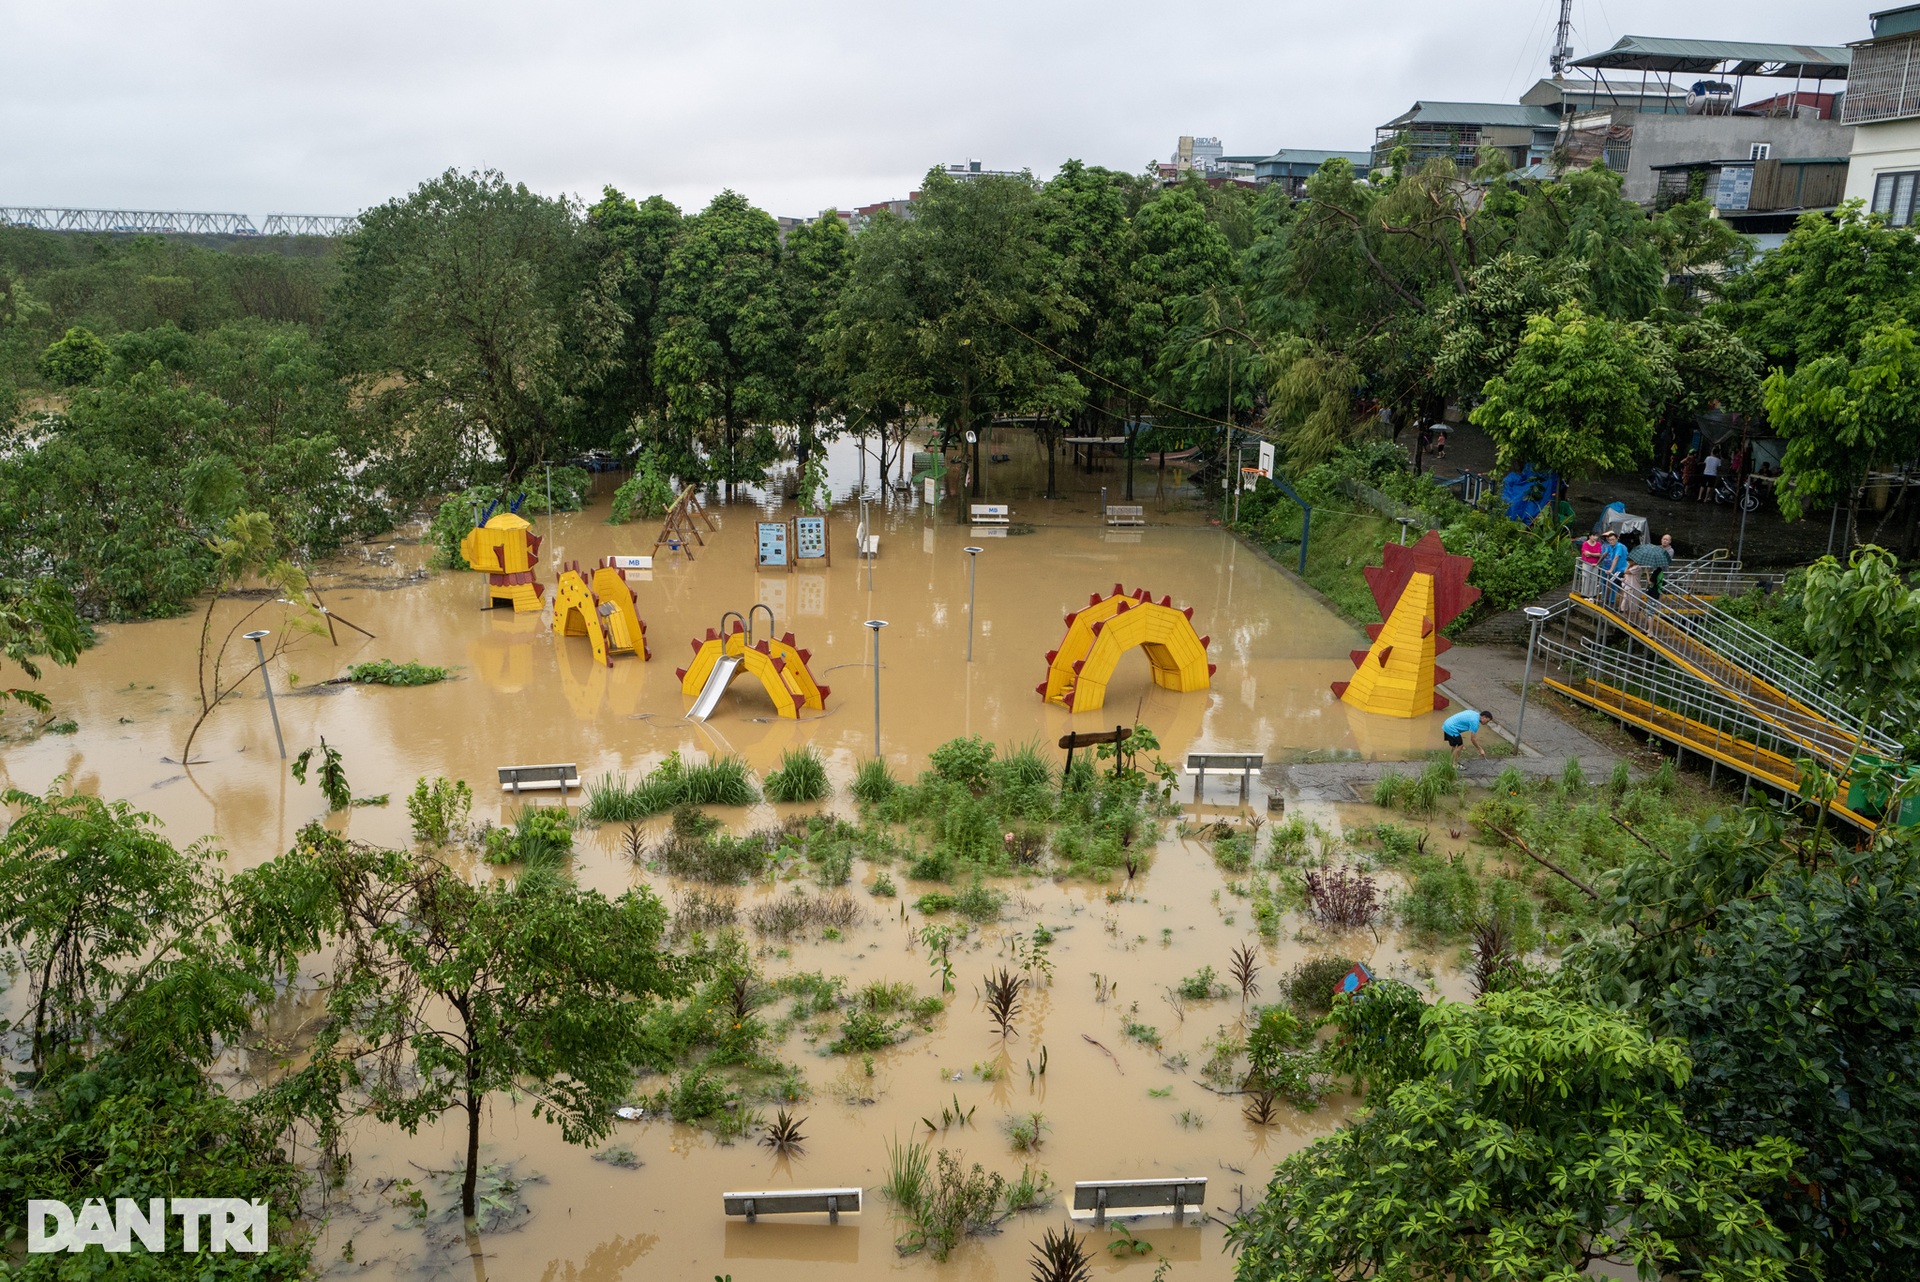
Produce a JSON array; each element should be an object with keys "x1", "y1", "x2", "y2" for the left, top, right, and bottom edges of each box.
[
  {"x1": 608, "y1": 449, "x2": 675, "y2": 524},
  {"x1": 482, "y1": 806, "x2": 573, "y2": 865},
  {"x1": 1178, "y1": 965, "x2": 1224, "y2": 1001},
  {"x1": 348, "y1": 659, "x2": 453, "y2": 686},
  {"x1": 658, "y1": 808, "x2": 777, "y2": 883},
  {"x1": 830, "y1": 1008, "x2": 901, "y2": 1053},
  {"x1": 898, "y1": 1150, "x2": 1009, "y2": 1260},
  {"x1": 927, "y1": 737, "x2": 996, "y2": 792},
  {"x1": 1285, "y1": 955, "x2": 1359, "y2": 1016},
  {"x1": 585, "y1": 751, "x2": 759, "y2": 824},
  {"x1": 407, "y1": 776, "x2": 472, "y2": 845},
  {"x1": 765, "y1": 747, "x2": 831, "y2": 803}
]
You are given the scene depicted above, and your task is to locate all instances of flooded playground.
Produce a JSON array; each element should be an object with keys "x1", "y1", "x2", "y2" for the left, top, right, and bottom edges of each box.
[{"x1": 0, "y1": 435, "x2": 1473, "y2": 1281}]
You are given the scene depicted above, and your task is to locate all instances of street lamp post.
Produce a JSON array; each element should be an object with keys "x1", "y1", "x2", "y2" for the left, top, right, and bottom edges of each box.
[
  {"x1": 865, "y1": 620, "x2": 889, "y2": 755},
  {"x1": 1221, "y1": 337, "x2": 1234, "y2": 525},
  {"x1": 1396, "y1": 516, "x2": 1419, "y2": 545},
  {"x1": 1514, "y1": 606, "x2": 1551, "y2": 756},
  {"x1": 243, "y1": 629, "x2": 286, "y2": 759},
  {"x1": 963, "y1": 546, "x2": 983, "y2": 662}
]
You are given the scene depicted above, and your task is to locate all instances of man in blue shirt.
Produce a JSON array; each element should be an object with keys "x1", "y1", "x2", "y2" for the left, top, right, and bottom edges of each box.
[
  {"x1": 1600, "y1": 531, "x2": 1629, "y2": 606},
  {"x1": 1441, "y1": 707, "x2": 1493, "y2": 765}
]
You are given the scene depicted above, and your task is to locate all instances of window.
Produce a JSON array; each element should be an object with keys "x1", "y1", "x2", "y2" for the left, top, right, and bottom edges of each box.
[
  {"x1": 1873, "y1": 171, "x2": 1920, "y2": 226},
  {"x1": 1749, "y1": 143, "x2": 1771, "y2": 161}
]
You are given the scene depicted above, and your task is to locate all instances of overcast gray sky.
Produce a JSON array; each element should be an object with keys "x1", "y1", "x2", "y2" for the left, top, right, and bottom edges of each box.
[{"x1": 1, "y1": 1, "x2": 1867, "y2": 222}]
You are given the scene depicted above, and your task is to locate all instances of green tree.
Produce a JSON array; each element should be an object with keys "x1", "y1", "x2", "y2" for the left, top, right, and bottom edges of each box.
[
  {"x1": 580, "y1": 188, "x2": 682, "y2": 450},
  {"x1": 1231, "y1": 987, "x2": 1799, "y2": 1280},
  {"x1": 654, "y1": 191, "x2": 794, "y2": 494},
  {"x1": 1469, "y1": 300, "x2": 1674, "y2": 482},
  {"x1": 282, "y1": 826, "x2": 691, "y2": 1221},
  {"x1": 37, "y1": 325, "x2": 110, "y2": 386},
  {"x1": 784, "y1": 211, "x2": 851, "y2": 474},
  {"x1": 1658, "y1": 835, "x2": 1920, "y2": 1276},
  {"x1": 1764, "y1": 319, "x2": 1920, "y2": 522},
  {"x1": 1799, "y1": 544, "x2": 1920, "y2": 730},
  {"x1": 0, "y1": 576, "x2": 83, "y2": 711},
  {"x1": 181, "y1": 511, "x2": 316, "y2": 761},
  {"x1": 330, "y1": 169, "x2": 616, "y2": 480}
]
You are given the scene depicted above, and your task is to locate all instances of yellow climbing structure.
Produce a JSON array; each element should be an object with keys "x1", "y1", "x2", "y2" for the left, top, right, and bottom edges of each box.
[
  {"x1": 552, "y1": 560, "x2": 650, "y2": 669},
  {"x1": 1334, "y1": 572, "x2": 1443, "y2": 718},
  {"x1": 458, "y1": 512, "x2": 545, "y2": 612},
  {"x1": 1038, "y1": 584, "x2": 1213, "y2": 713},
  {"x1": 590, "y1": 565, "x2": 649, "y2": 659},
  {"x1": 553, "y1": 568, "x2": 611, "y2": 666},
  {"x1": 676, "y1": 625, "x2": 831, "y2": 719}
]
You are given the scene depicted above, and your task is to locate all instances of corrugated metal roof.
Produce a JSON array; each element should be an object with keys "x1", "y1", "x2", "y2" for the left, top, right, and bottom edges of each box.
[
  {"x1": 1570, "y1": 35, "x2": 1850, "y2": 79},
  {"x1": 1255, "y1": 149, "x2": 1373, "y2": 167},
  {"x1": 1381, "y1": 101, "x2": 1561, "y2": 129}
]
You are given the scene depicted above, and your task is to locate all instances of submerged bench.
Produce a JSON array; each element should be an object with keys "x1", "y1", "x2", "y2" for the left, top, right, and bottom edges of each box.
[
  {"x1": 1186, "y1": 753, "x2": 1263, "y2": 803},
  {"x1": 1105, "y1": 504, "x2": 1145, "y2": 527},
  {"x1": 969, "y1": 504, "x2": 1010, "y2": 525},
  {"x1": 498, "y1": 763, "x2": 581, "y2": 795},
  {"x1": 856, "y1": 522, "x2": 880, "y2": 558},
  {"x1": 723, "y1": 1187, "x2": 861, "y2": 1223},
  {"x1": 1073, "y1": 1177, "x2": 1206, "y2": 1226}
]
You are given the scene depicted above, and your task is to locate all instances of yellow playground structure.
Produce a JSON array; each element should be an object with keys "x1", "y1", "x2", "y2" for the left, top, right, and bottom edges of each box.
[
  {"x1": 1037, "y1": 584, "x2": 1214, "y2": 713},
  {"x1": 677, "y1": 607, "x2": 831, "y2": 721},
  {"x1": 552, "y1": 559, "x2": 651, "y2": 667},
  {"x1": 458, "y1": 508, "x2": 545, "y2": 612},
  {"x1": 1334, "y1": 533, "x2": 1479, "y2": 718}
]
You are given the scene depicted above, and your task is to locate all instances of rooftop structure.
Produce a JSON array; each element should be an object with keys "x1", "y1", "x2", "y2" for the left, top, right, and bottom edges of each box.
[
  {"x1": 1842, "y1": 6, "x2": 1920, "y2": 224},
  {"x1": 1372, "y1": 101, "x2": 1560, "y2": 170},
  {"x1": 1253, "y1": 148, "x2": 1373, "y2": 192}
]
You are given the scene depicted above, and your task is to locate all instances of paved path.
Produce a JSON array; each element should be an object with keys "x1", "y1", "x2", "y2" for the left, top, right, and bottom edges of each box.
[{"x1": 1269, "y1": 642, "x2": 1624, "y2": 805}]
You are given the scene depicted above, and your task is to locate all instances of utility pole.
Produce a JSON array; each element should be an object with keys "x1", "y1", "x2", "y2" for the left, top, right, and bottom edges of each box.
[{"x1": 1550, "y1": 0, "x2": 1575, "y2": 75}]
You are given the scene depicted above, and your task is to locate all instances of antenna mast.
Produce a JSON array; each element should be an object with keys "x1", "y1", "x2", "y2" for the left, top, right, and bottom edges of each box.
[{"x1": 1550, "y1": 0, "x2": 1575, "y2": 74}]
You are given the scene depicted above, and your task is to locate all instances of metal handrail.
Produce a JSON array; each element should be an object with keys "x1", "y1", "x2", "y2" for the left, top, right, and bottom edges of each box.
[{"x1": 1565, "y1": 563, "x2": 1899, "y2": 767}]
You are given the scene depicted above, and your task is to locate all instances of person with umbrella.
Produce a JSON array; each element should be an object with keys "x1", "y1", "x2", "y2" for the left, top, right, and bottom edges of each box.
[{"x1": 1630, "y1": 536, "x2": 1672, "y2": 602}]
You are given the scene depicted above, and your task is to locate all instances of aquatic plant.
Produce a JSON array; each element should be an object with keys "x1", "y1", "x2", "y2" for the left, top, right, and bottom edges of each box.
[
  {"x1": 1178, "y1": 965, "x2": 1223, "y2": 1001},
  {"x1": 899, "y1": 1149, "x2": 1008, "y2": 1260},
  {"x1": 884, "y1": 1135, "x2": 931, "y2": 1211},
  {"x1": 748, "y1": 889, "x2": 861, "y2": 938},
  {"x1": 984, "y1": 968, "x2": 1024, "y2": 1038},
  {"x1": 291, "y1": 737, "x2": 353, "y2": 811},
  {"x1": 669, "y1": 887, "x2": 738, "y2": 939},
  {"x1": 830, "y1": 1008, "x2": 902, "y2": 1053},
  {"x1": 765, "y1": 746, "x2": 831, "y2": 804},
  {"x1": 1006, "y1": 1111, "x2": 1047, "y2": 1152}
]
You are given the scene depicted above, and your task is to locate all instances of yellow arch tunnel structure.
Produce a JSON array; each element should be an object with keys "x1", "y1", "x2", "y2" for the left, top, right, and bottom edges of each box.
[
  {"x1": 1038, "y1": 584, "x2": 1214, "y2": 713},
  {"x1": 553, "y1": 562, "x2": 650, "y2": 667},
  {"x1": 677, "y1": 625, "x2": 830, "y2": 720}
]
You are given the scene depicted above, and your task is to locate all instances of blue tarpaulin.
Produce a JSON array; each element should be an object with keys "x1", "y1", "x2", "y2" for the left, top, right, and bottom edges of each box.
[{"x1": 1501, "y1": 466, "x2": 1559, "y2": 523}]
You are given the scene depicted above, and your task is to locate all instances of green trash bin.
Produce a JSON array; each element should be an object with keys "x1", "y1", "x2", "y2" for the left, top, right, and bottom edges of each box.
[{"x1": 1845, "y1": 756, "x2": 1920, "y2": 826}]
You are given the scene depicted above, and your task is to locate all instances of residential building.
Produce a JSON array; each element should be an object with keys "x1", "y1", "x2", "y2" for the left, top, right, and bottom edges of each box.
[
  {"x1": 936, "y1": 159, "x2": 1027, "y2": 182},
  {"x1": 1843, "y1": 4, "x2": 1920, "y2": 225},
  {"x1": 1559, "y1": 35, "x2": 1852, "y2": 202},
  {"x1": 1371, "y1": 101, "x2": 1560, "y2": 171}
]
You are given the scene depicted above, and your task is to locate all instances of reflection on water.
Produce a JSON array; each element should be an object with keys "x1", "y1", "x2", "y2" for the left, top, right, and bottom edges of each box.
[{"x1": 1, "y1": 434, "x2": 1470, "y2": 1281}]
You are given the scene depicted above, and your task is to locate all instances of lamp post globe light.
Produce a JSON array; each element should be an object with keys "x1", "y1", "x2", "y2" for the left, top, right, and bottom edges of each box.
[
  {"x1": 963, "y1": 546, "x2": 983, "y2": 662},
  {"x1": 1515, "y1": 605, "x2": 1551, "y2": 756}
]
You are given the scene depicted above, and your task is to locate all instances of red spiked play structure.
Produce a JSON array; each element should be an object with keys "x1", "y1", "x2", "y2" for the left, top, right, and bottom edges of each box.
[{"x1": 1331, "y1": 533, "x2": 1479, "y2": 718}]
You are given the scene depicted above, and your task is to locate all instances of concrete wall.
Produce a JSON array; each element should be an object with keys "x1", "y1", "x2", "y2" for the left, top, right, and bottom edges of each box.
[
  {"x1": 1623, "y1": 114, "x2": 1855, "y2": 203},
  {"x1": 1846, "y1": 118, "x2": 1920, "y2": 204}
]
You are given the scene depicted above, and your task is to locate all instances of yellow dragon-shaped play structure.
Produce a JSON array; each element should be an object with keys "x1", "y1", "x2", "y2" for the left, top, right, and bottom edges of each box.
[{"x1": 1036, "y1": 583, "x2": 1213, "y2": 713}]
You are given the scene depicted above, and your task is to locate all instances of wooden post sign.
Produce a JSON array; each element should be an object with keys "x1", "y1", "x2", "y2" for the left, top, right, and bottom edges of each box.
[{"x1": 1058, "y1": 726, "x2": 1130, "y2": 789}]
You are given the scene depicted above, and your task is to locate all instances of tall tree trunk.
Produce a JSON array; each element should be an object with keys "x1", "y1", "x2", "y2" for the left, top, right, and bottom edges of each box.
[{"x1": 462, "y1": 1085, "x2": 481, "y2": 1221}]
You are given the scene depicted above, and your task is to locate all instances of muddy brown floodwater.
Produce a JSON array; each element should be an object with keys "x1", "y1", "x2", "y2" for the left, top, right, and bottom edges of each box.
[{"x1": 2, "y1": 436, "x2": 1471, "y2": 1281}]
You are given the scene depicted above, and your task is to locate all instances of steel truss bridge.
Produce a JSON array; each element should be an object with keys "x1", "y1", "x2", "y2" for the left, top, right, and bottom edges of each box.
[{"x1": 0, "y1": 207, "x2": 357, "y2": 237}]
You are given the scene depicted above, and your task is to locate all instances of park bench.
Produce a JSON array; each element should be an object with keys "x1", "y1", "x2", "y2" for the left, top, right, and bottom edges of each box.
[
  {"x1": 1105, "y1": 504, "x2": 1145, "y2": 527},
  {"x1": 722, "y1": 1187, "x2": 861, "y2": 1223},
  {"x1": 970, "y1": 503, "x2": 1010, "y2": 525},
  {"x1": 1072, "y1": 1177, "x2": 1206, "y2": 1227},
  {"x1": 1186, "y1": 753, "x2": 1263, "y2": 803},
  {"x1": 497, "y1": 763, "x2": 581, "y2": 795},
  {"x1": 856, "y1": 519, "x2": 879, "y2": 558}
]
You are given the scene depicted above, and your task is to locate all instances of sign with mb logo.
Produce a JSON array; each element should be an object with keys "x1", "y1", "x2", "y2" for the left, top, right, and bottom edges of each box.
[{"x1": 28, "y1": 1198, "x2": 268, "y2": 1254}]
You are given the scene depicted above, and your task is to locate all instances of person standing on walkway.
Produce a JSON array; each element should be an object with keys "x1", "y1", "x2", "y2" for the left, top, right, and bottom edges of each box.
[
  {"x1": 1578, "y1": 530, "x2": 1604, "y2": 595},
  {"x1": 1442, "y1": 707, "x2": 1494, "y2": 765},
  {"x1": 1600, "y1": 530, "x2": 1629, "y2": 605}
]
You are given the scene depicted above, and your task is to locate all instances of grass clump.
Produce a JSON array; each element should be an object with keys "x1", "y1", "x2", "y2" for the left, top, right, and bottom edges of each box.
[
  {"x1": 657, "y1": 807, "x2": 777, "y2": 883},
  {"x1": 830, "y1": 1008, "x2": 901, "y2": 1053},
  {"x1": 348, "y1": 659, "x2": 453, "y2": 686},
  {"x1": 585, "y1": 750, "x2": 759, "y2": 824},
  {"x1": 481, "y1": 806, "x2": 573, "y2": 866},
  {"x1": 894, "y1": 1148, "x2": 1010, "y2": 1260},
  {"x1": 1178, "y1": 965, "x2": 1225, "y2": 1002},
  {"x1": 1284, "y1": 955, "x2": 1359, "y2": 1017},
  {"x1": 765, "y1": 747, "x2": 831, "y2": 804},
  {"x1": 853, "y1": 757, "x2": 899, "y2": 805}
]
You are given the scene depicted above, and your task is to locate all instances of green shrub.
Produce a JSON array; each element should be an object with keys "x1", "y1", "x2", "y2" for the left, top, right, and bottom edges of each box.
[
  {"x1": 658, "y1": 808, "x2": 774, "y2": 883},
  {"x1": 927, "y1": 737, "x2": 995, "y2": 792},
  {"x1": 1284, "y1": 955, "x2": 1359, "y2": 1016},
  {"x1": 765, "y1": 747, "x2": 830, "y2": 804},
  {"x1": 1178, "y1": 965, "x2": 1223, "y2": 1001},
  {"x1": 482, "y1": 806, "x2": 573, "y2": 865},
  {"x1": 830, "y1": 1008, "x2": 901, "y2": 1053},
  {"x1": 952, "y1": 877, "x2": 1005, "y2": 922},
  {"x1": 407, "y1": 776, "x2": 472, "y2": 845},
  {"x1": 347, "y1": 659, "x2": 453, "y2": 686},
  {"x1": 608, "y1": 449, "x2": 674, "y2": 524},
  {"x1": 587, "y1": 751, "x2": 759, "y2": 823}
]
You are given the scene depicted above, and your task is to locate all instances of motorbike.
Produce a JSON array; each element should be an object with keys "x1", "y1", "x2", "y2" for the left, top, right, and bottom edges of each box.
[
  {"x1": 1710, "y1": 475, "x2": 1761, "y2": 512},
  {"x1": 1645, "y1": 468, "x2": 1688, "y2": 501}
]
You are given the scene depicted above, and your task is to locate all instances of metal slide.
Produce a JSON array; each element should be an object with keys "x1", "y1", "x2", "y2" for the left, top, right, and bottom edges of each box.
[{"x1": 687, "y1": 654, "x2": 742, "y2": 722}]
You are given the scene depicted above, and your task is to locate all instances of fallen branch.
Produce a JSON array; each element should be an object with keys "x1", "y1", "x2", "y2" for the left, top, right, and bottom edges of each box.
[
  {"x1": 1081, "y1": 1034, "x2": 1123, "y2": 1074},
  {"x1": 1486, "y1": 824, "x2": 1602, "y2": 903}
]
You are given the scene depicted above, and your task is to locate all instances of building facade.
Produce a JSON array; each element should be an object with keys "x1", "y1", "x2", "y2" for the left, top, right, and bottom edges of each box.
[{"x1": 1844, "y1": 4, "x2": 1920, "y2": 224}]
